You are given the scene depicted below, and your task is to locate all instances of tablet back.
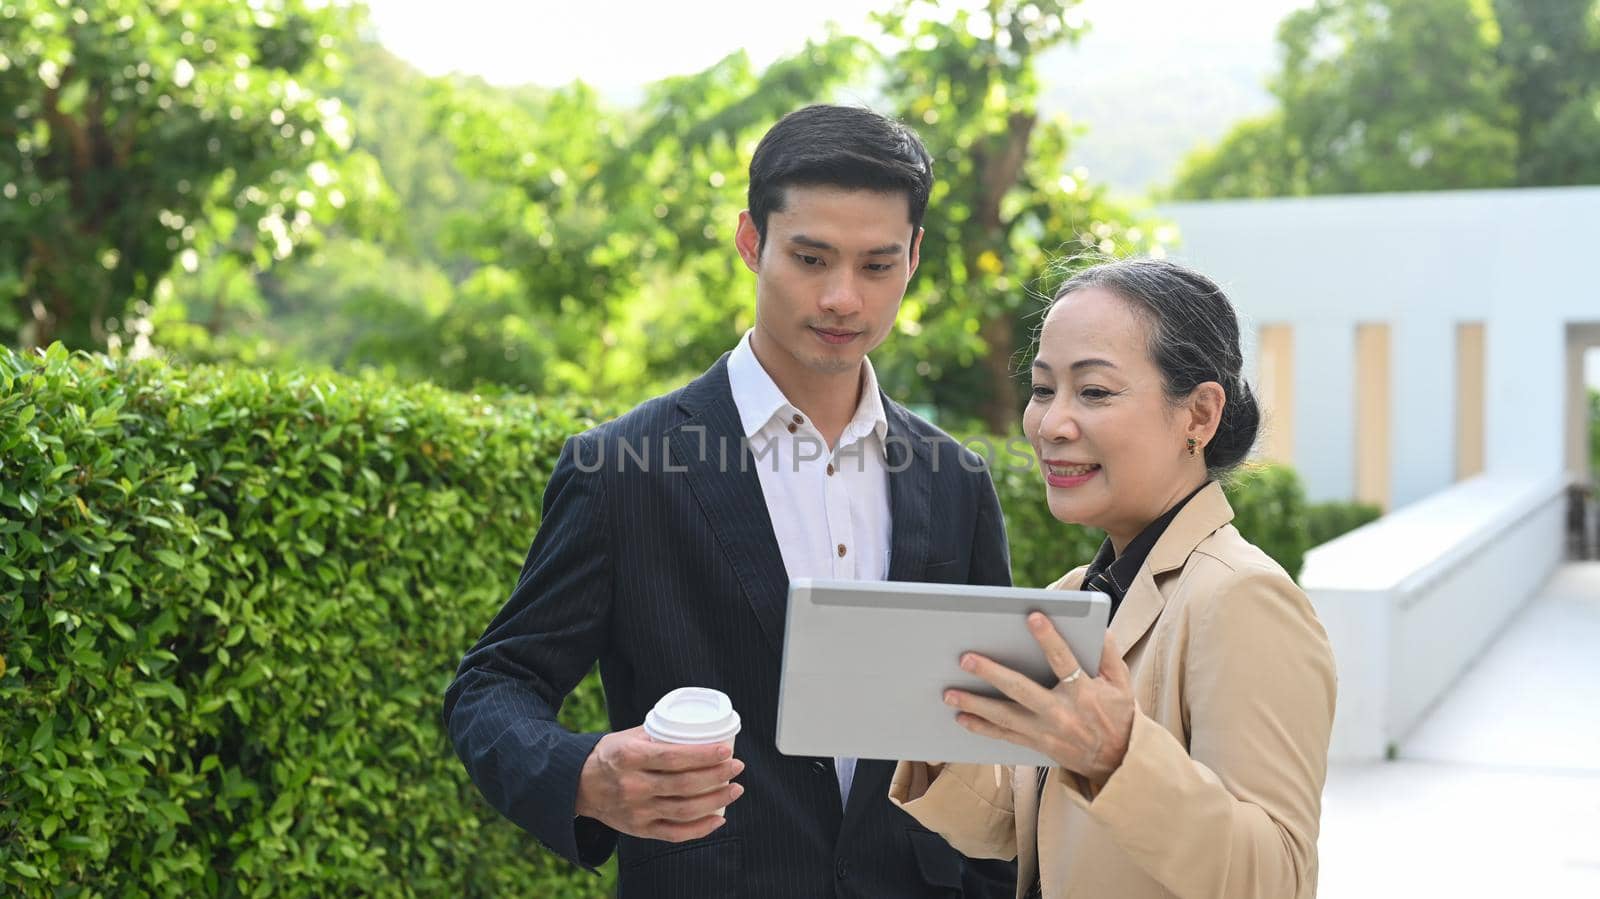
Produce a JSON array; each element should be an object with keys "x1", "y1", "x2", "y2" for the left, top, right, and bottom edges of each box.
[{"x1": 776, "y1": 578, "x2": 1110, "y2": 766}]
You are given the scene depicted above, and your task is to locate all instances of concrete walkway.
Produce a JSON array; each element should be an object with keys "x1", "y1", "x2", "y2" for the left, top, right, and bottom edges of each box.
[{"x1": 1319, "y1": 563, "x2": 1600, "y2": 897}]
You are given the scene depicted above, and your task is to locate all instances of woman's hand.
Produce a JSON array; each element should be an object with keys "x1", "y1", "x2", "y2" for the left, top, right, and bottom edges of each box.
[{"x1": 944, "y1": 613, "x2": 1136, "y2": 784}]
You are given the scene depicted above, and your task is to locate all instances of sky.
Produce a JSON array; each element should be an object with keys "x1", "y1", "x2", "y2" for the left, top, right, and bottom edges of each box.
[{"x1": 361, "y1": 0, "x2": 1305, "y2": 95}]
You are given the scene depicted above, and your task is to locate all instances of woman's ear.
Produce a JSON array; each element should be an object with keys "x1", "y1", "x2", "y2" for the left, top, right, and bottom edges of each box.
[{"x1": 1188, "y1": 381, "x2": 1227, "y2": 448}]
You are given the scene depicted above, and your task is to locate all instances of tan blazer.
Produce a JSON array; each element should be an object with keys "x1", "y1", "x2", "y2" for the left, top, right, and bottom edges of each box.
[{"x1": 890, "y1": 482, "x2": 1336, "y2": 899}]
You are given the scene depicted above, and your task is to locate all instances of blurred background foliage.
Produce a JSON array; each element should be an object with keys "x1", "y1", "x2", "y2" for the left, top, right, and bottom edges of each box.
[
  {"x1": 4, "y1": 0, "x2": 1597, "y2": 430},
  {"x1": 5, "y1": 0, "x2": 1165, "y2": 435},
  {"x1": 1170, "y1": 0, "x2": 1600, "y2": 198}
]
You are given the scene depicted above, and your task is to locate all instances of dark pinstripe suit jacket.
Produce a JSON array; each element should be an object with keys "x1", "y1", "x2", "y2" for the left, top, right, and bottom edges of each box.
[{"x1": 444, "y1": 355, "x2": 1018, "y2": 898}]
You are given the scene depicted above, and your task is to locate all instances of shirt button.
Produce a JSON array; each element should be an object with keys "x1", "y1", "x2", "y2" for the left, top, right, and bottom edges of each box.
[
  {"x1": 792, "y1": 414, "x2": 804, "y2": 424},
  {"x1": 826, "y1": 463, "x2": 835, "y2": 476},
  {"x1": 836, "y1": 859, "x2": 849, "y2": 880},
  {"x1": 837, "y1": 544, "x2": 847, "y2": 557},
  {"x1": 787, "y1": 423, "x2": 798, "y2": 434}
]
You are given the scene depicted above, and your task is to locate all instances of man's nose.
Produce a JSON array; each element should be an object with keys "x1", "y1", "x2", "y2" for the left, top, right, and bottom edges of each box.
[{"x1": 819, "y1": 271, "x2": 864, "y2": 316}]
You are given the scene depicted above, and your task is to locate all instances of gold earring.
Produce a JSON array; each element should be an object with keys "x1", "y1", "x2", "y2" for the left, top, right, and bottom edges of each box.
[{"x1": 1187, "y1": 437, "x2": 1199, "y2": 456}]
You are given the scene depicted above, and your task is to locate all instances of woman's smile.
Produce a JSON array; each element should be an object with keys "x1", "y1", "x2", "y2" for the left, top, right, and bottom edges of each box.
[{"x1": 1041, "y1": 460, "x2": 1101, "y2": 488}]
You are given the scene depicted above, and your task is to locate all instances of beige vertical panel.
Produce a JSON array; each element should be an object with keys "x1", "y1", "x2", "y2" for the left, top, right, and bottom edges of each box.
[
  {"x1": 1565, "y1": 328, "x2": 1593, "y2": 479},
  {"x1": 1456, "y1": 323, "x2": 1486, "y2": 480},
  {"x1": 1355, "y1": 324, "x2": 1391, "y2": 509},
  {"x1": 1257, "y1": 325, "x2": 1294, "y2": 463}
]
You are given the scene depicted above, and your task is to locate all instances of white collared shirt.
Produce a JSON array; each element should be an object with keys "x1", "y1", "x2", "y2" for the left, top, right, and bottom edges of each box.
[{"x1": 726, "y1": 330, "x2": 892, "y2": 805}]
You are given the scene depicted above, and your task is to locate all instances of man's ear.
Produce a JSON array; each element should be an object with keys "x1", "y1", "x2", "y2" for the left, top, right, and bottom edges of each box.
[
  {"x1": 1188, "y1": 381, "x2": 1227, "y2": 447},
  {"x1": 735, "y1": 211, "x2": 762, "y2": 273},
  {"x1": 907, "y1": 226, "x2": 924, "y2": 278}
]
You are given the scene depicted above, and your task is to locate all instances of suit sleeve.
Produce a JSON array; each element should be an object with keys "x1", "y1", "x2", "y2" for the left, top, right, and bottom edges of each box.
[
  {"x1": 968, "y1": 462, "x2": 1013, "y2": 588},
  {"x1": 1057, "y1": 567, "x2": 1337, "y2": 899},
  {"x1": 442, "y1": 432, "x2": 617, "y2": 869}
]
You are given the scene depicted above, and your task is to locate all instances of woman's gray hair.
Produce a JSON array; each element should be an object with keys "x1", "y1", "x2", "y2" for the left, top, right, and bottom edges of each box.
[{"x1": 1048, "y1": 257, "x2": 1260, "y2": 476}]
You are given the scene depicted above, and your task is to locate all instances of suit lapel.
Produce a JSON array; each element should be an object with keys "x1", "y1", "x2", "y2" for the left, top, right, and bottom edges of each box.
[
  {"x1": 842, "y1": 402, "x2": 932, "y2": 827},
  {"x1": 1106, "y1": 482, "x2": 1236, "y2": 662},
  {"x1": 669, "y1": 356, "x2": 790, "y2": 656},
  {"x1": 883, "y1": 399, "x2": 932, "y2": 583}
]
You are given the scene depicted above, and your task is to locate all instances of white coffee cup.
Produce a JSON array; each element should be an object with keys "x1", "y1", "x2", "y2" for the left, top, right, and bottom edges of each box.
[{"x1": 644, "y1": 687, "x2": 742, "y2": 815}]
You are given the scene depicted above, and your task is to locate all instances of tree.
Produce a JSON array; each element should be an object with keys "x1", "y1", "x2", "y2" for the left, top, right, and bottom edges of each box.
[
  {"x1": 1495, "y1": 0, "x2": 1600, "y2": 184},
  {"x1": 872, "y1": 0, "x2": 1164, "y2": 432},
  {"x1": 426, "y1": 3, "x2": 1164, "y2": 429},
  {"x1": 431, "y1": 33, "x2": 876, "y2": 400},
  {"x1": 1170, "y1": 0, "x2": 1600, "y2": 199},
  {"x1": 0, "y1": 0, "x2": 368, "y2": 349},
  {"x1": 68, "y1": 2, "x2": 1165, "y2": 430}
]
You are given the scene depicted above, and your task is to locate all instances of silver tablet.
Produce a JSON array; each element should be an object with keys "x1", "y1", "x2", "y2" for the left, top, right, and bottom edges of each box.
[{"x1": 776, "y1": 578, "x2": 1111, "y2": 767}]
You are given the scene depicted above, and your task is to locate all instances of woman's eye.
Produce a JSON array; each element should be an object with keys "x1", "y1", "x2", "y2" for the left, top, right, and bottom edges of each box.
[
  {"x1": 1030, "y1": 385, "x2": 1054, "y2": 400},
  {"x1": 1080, "y1": 388, "x2": 1112, "y2": 401},
  {"x1": 797, "y1": 254, "x2": 823, "y2": 266}
]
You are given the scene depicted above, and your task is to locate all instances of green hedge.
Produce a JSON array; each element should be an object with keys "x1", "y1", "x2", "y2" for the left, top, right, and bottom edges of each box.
[
  {"x1": 2, "y1": 348, "x2": 1372, "y2": 895},
  {"x1": 1304, "y1": 499, "x2": 1383, "y2": 549},
  {"x1": 0, "y1": 346, "x2": 615, "y2": 896},
  {"x1": 1590, "y1": 387, "x2": 1599, "y2": 480}
]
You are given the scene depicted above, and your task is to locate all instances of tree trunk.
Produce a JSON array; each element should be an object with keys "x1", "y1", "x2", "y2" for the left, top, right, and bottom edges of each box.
[
  {"x1": 978, "y1": 314, "x2": 1018, "y2": 434},
  {"x1": 972, "y1": 110, "x2": 1036, "y2": 435}
]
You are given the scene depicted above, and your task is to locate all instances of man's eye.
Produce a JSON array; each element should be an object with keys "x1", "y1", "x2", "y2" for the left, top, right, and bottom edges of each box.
[
  {"x1": 866, "y1": 263, "x2": 893, "y2": 272},
  {"x1": 797, "y1": 254, "x2": 823, "y2": 266}
]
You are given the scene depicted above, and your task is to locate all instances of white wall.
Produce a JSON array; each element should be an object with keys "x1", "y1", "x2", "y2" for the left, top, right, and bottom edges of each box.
[
  {"x1": 1388, "y1": 317, "x2": 1455, "y2": 507},
  {"x1": 1161, "y1": 186, "x2": 1600, "y2": 502},
  {"x1": 1300, "y1": 473, "x2": 1567, "y2": 761},
  {"x1": 1292, "y1": 320, "x2": 1356, "y2": 502}
]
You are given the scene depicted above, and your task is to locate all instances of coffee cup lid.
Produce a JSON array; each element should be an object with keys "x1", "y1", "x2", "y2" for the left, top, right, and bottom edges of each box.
[{"x1": 644, "y1": 687, "x2": 741, "y2": 744}]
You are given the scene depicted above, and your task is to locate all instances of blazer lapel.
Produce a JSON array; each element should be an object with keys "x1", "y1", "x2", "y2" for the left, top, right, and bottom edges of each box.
[
  {"x1": 883, "y1": 399, "x2": 932, "y2": 583},
  {"x1": 841, "y1": 402, "x2": 932, "y2": 827},
  {"x1": 1106, "y1": 482, "x2": 1236, "y2": 661},
  {"x1": 669, "y1": 355, "x2": 790, "y2": 656},
  {"x1": 1014, "y1": 764, "x2": 1042, "y2": 888}
]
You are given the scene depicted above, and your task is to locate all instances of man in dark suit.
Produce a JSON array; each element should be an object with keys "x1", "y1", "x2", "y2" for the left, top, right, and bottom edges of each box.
[{"x1": 444, "y1": 104, "x2": 1017, "y2": 898}]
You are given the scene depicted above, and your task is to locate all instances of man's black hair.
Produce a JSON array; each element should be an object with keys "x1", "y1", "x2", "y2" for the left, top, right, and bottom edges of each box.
[{"x1": 747, "y1": 104, "x2": 934, "y2": 252}]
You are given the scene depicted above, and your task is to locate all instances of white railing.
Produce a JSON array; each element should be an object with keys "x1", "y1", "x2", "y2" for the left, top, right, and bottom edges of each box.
[{"x1": 1300, "y1": 472, "x2": 1569, "y2": 761}]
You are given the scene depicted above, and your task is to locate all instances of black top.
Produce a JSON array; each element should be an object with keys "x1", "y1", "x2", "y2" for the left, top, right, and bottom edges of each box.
[
  {"x1": 1080, "y1": 481, "x2": 1211, "y2": 621},
  {"x1": 1025, "y1": 481, "x2": 1210, "y2": 899}
]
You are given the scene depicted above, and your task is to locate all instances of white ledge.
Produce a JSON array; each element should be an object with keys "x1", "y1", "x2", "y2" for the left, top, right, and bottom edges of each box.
[{"x1": 1302, "y1": 472, "x2": 1568, "y2": 595}]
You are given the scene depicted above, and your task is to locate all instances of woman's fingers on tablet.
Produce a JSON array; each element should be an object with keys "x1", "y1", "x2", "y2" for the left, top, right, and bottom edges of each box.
[
  {"x1": 953, "y1": 710, "x2": 1029, "y2": 749},
  {"x1": 960, "y1": 652, "x2": 1055, "y2": 712},
  {"x1": 944, "y1": 687, "x2": 1032, "y2": 735},
  {"x1": 1027, "y1": 612, "x2": 1082, "y2": 681}
]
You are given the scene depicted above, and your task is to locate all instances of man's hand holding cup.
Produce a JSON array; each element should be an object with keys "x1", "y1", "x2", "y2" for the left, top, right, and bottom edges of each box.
[{"x1": 575, "y1": 688, "x2": 744, "y2": 842}]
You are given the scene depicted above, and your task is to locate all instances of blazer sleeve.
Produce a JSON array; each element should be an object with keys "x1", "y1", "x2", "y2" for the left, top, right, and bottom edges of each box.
[
  {"x1": 890, "y1": 761, "x2": 1019, "y2": 861},
  {"x1": 442, "y1": 432, "x2": 617, "y2": 869},
  {"x1": 1059, "y1": 566, "x2": 1336, "y2": 899},
  {"x1": 968, "y1": 463, "x2": 1013, "y2": 588}
]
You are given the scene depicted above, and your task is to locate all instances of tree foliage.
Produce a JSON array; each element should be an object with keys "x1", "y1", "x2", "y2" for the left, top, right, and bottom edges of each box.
[
  {"x1": 7, "y1": 1, "x2": 1170, "y2": 429},
  {"x1": 428, "y1": 2, "x2": 1166, "y2": 430},
  {"x1": 0, "y1": 0, "x2": 384, "y2": 350},
  {"x1": 870, "y1": 0, "x2": 1165, "y2": 430},
  {"x1": 1171, "y1": 0, "x2": 1600, "y2": 198}
]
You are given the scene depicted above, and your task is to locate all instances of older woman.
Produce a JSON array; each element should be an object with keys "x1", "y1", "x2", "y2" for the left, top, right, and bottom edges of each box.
[{"x1": 891, "y1": 258, "x2": 1337, "y2": 899}]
